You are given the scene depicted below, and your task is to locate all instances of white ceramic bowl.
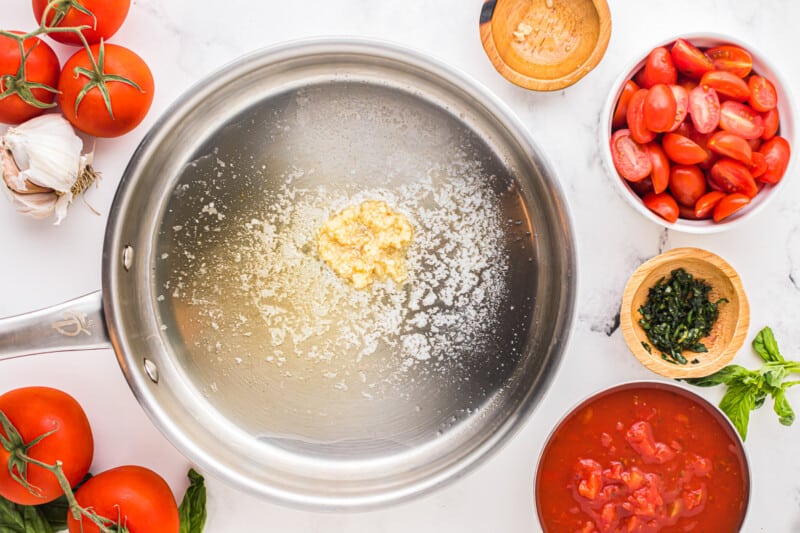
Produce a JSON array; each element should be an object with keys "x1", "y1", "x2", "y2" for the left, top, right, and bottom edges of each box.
[{"x1": 601, "y1": 33, "x2": 796, "y2": 233}]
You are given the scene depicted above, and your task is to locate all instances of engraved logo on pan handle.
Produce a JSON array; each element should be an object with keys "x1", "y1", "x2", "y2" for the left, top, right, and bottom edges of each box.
[{"x1": 52, "y1": 311, "x2": 92, "y2": 337}]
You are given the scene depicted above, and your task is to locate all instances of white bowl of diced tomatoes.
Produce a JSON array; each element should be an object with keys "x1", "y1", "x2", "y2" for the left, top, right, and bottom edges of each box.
[{"x1": 602, "y1": 34, "x2": 794, "y2": 233}]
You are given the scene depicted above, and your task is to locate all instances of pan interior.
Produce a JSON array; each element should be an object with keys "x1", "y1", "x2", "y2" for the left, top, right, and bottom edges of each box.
[
  {"x1": 155, "y1": 78, "x2": 536, "y2": 458},
  {"x1": 107, "y1": 43, "x2": 573, "y2": 505}
]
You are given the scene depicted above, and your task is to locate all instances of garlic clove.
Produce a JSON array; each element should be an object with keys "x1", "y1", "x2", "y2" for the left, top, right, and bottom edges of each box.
[
  {"x1": 1, "y1": 186, "x2": 57, "y2": 220},
  {"x1": 2, "y1": 114, "x2": 83, "y2": 194}
]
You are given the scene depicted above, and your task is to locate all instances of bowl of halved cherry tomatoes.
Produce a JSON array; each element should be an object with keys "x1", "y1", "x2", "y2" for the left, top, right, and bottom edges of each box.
[{"x1": 603, "y1": 34, "x2": 794, "y2": 232}]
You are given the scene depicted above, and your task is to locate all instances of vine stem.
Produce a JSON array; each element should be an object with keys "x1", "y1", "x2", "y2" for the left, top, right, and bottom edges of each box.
[{"x1": 0, "y1": 410, "x2": 127, "y2": 533}]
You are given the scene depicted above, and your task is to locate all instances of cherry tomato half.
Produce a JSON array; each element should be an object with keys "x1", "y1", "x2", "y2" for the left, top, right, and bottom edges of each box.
[
  {"x1": 747, "y1": 151, "x2": 768, "y2": 178},
  {"x1": 700, "y1": 70, "x2": 751, "y2": 101},
  {"x1": 688, "y1": 85, "x2": 720, "y2": 134},
  {"x1": 643, "y1": 192, "x2": 679, "y2": 223},
  {"x1": 662, "y1": 133, "x2": 708, "y2": 165},
  {"x1": 627, "y1": 88, "x2": 657, "y2": 144},
  {"x1": 761, "y1": 108, "x2": 780, "y2": 140},
  {"x1": 668, "y1": 84, "x2": 689, "y2": 131},
  {"x1": 610, "y1": 129, "x2": 652, "y2": 182},
  {"x1": 641, "y1": 47, "x2": 678, "y2": 88},
  {"x1": 719, "y1": 101, "x2": 765, "y2": 139},
  {"x1": 644, "y1": 84, "x2": 677, "y2": 133},
  {"x1": 707, "y1": 131, "x2": 752, "y2": 164},
  {"x1": 671, "y1": 39, "x2": 714, "y2": 79},
  {"x1": 709, "y1": 159, "x2": 758, "y2": 197},
  {"x1": 705, "y1": 45, "x2": 753, "y2": 78},
  {"x1": 758, "y1": 136, "x2": 791, "y2": 184},
  {"x1": 747, "y1": 75, "x2": 777, "y2": 112},
  {"x1": 647, "y1": 143, "x2": 670, "y2": 193},
  {"x1": 612, "y1": 79, "x2": 639, "y2": 129},
  {"x1": 713, "y1": 193, "x2": 750, "y2": 222},
  {"x1": 669, "y1": 165, "x2": 706, "y2": 207},
  {"x1": 694, "y1": 191, "x2": 726, "y2": 218}
]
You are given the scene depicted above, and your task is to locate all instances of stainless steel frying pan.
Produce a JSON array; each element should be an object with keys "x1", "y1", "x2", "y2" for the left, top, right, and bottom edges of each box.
[{"x1": 0, "y1": 39, "x2": 575, "y2": 509}]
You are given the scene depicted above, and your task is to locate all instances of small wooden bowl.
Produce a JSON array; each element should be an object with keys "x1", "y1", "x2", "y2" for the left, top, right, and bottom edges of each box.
[
  {"x1": 479, "y1": 0, "x2": 612, "y2": 91},
  {"x1": 620, "y1": 248, "x2": 750, "y2": 379}
]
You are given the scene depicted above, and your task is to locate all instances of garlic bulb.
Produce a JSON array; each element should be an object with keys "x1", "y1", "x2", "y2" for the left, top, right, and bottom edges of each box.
[{"x1": 1, "y1": 114, "x2": 98, "y2": 224}]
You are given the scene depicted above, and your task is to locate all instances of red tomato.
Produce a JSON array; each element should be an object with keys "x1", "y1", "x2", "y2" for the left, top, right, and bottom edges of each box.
[
  {"x1": 761, "y1": 108, "x2": 780, "y2": 140},
  {"x1": 700, "y1": 70, "x2": 751, "y2": 101},
  {"x1": 629, "y1": 177, "x2": 654, "y2": 197},
  {"x1": 713, "y1": 193, "x2": 750, "y2": 222},
  {"x1": 678, "y1": 76, "x2": 699, "y2": 92},
  {"x1": 709, "y1": 159, "x2": 758, "y2": 197},
  {"x1": 694, "y1": 190, "x2": 726, "y2": 218},
  {"x1": 67, "y1": 466, "x2": 179, "y2": 533},
  {"x1": 747, "y1": 75, "x2": 777, "y2": 112},
  {"x1": 679, "y1": 203, "x2": 703, "y2": 220},
  {"x1": 758, "y1": 136, "x2": 791, "y2": 184},
  {"x1": 647, "y1": 143, "x2": 670, "y2": 193},
  {"x1": 719, "y1": 101, "x2": 764, "y2": 139},
  {"x1": 627, "y1": 88, "x2": 656, "y2": 144},
  {"x1": 705, "y1": 45, "x2": 753, "y2": 78},
  {"x1": 669, "y1": 165, "x2": 706, "y2": 206},
  {"x1": 662, "y1": 133, "x2": 707, "y2": 165},
  {"x1": 0, "y1": 33, "x2": 60, "y2": 124},
  {"x1": 688, "y1": 85, "x2": 720, "y2": 133},
  {"x1": 58, "y1": 43, "x2": 154, "y2": 137},
  {"x1": 32, "y1": 0, "x2": 131, "y2": 45},
  {"x1": 670, "y1": 39, "x2": 714, "y2": 79},
  {"x1": 641, "y1": 47, "x2": 678, "y2": 88},
  {"x1": 643, "y1": 192, "x2": 679, "y2": 223},
  {"x1": 747, "y1": 151, "x2": 768, "y2": 178},
  {"x1": 612, "y1": 79, "x2": 639, "y2": 129},
  {"x1": 643, "y1": 84, "x2": 677, "y2": 132},
  {"x1": 707, "y1": 131, "x2": 752, "y2": 164},
  {"x1": 0, "y1": 387, "x2": 93, "y2": 505},
  {"x1": 668, "y1": 84, "x2": 689, "y2": 131},
  {"x1": 610, "y1": 129, "x2": 652, "y2": 182}
]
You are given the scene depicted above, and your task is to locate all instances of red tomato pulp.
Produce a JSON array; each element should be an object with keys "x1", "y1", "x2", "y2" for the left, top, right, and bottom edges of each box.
[{"x1": 535, "y1": 384, "x2": 748, "y2": 533}]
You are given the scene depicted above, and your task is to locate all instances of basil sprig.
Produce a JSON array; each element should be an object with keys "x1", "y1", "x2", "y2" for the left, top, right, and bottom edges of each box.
[{"x1": 684, "y1": 327, "x2": 800, "y2": 440}]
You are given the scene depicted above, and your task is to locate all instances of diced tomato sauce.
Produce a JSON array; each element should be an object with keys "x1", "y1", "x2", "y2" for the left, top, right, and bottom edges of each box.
[{"x1": 536, "y1": 385, "x2": 748, "y2": 533}]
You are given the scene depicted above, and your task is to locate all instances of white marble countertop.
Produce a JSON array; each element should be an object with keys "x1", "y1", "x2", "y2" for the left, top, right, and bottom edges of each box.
[{"x1": 2, "y1": 0, "x2": 800, "y2": 531}]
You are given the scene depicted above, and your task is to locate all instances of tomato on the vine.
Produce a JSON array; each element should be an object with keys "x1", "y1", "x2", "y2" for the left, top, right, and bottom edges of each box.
[
  {"x1": 0, "y1": 32, "x2": 60, "y2": 124},
  {"x1": 0, "y1": 387, "x2": 93, "y2": 505},
  {"x1": 58, "y1": 42, "x2": 154, "y2": 137},
  {"x1": 68, "y1": 465, "x2": 180, "y2": 533},
  {"x1": 32, "y1": 0, "x2": 131, "y2": 46}
]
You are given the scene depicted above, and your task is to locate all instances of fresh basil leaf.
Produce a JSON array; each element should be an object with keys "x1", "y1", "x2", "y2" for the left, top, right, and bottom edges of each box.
[
  {"x1": 719, "y1": 383, "x2": 756, "y2": 441},
  {"x1": 753, "y1": 327, "x2": 783, "y2": 363},
  {"x1": 773, "y1": 389, "x2": 796, "y2": 426},
  {"x1": 761, "y1": 365, "x2": 787, "y2": 389},
  {"x1": 683, "y1": 365, "x2": 750, "y2": 387},
  {"x1": 0, "y1": 494, "x2": 52, "y2": 533},
  {"x1": 179, "y1": 469, "x2": 207, "y2": 533}
]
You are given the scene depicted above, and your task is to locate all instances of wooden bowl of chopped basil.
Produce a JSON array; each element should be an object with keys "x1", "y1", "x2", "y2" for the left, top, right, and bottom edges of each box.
[{"x1": 620, "y1": 247, "x2": 750, "y2": 378}]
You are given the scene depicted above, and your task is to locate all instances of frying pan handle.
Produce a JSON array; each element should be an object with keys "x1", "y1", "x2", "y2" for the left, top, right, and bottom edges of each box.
[{"x1": 0, "y1": 291, "x2": 111, "y2": 361}]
